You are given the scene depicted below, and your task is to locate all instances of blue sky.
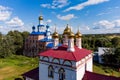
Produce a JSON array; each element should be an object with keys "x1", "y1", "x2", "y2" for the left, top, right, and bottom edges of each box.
[{"x1": 0, "y1": 0, "x2": 120, "y2": 34}]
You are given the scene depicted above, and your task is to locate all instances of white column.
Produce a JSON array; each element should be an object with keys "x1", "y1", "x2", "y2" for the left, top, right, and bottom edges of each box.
[
  {"x1": 76, "y1": 38, "x2": 82, "y2": 49},
  {"x1": 53, "y1": 38, "x2": 59, "y2": 49},
  {"x1": 63, "y1": 34, "x2": 68, "y2": 45},
  {"x1": 67, "y1": 38, "x2": 75, "y2": 52}
]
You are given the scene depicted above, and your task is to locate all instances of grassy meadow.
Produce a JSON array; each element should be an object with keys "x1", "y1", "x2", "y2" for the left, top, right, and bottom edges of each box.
[
  {"x1": 0, "y1": 55, "x2": 38, "y2": 80},
  {"x1": 93, "y1": 63, "x2": 120, "y2": 77}
]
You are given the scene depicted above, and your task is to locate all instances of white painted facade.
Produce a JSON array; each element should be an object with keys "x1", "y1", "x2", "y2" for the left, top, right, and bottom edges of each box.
[{"x1": 39, "y1": 54, "x2": 93, "y2": 80}]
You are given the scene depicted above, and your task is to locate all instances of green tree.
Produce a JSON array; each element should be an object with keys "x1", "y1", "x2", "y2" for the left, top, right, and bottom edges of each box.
[
  {"x1": 7, "y1": 30, "x2": 23, "y2": 55},
  {"x1": 21, "y1": 31, "x2": 29, "y2": 42},
  {"x1": 0, "y1": 35, "x2": 15, "y2": 58},
  {"x1": 111, "y1": 37, "x2": 120, "y2": 47},
  {"x1": 102, "y1": 48, "x2": 115, "y2": 64},
  {"x1": 114, "y1": 47, "x2": 120, "y2": 66},
  {"x1": 0, "y1": 32, "x2": 2, "y2": 41}
]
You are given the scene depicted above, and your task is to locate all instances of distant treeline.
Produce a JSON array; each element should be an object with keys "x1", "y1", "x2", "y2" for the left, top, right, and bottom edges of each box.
[{"x1": 0, "y1": 31, "x2": 120, "y2": 66}]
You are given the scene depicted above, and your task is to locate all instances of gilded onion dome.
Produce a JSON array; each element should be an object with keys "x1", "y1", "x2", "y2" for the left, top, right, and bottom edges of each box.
[
  {"x1": 75, "y1": 30, "x2": 82, "y2": 38},
  {"x1": 69, "y1": 31, "x2": 75, "y2": 38},
  {"x1": 39, "y1": 15, "x2": 43, "y2": 20},
  {"x1": 63, "y1": 24, "x2": 71, "y2": 35},
  {"x1": 52, "y1": 28, "x2": 59, "y2": 38}
]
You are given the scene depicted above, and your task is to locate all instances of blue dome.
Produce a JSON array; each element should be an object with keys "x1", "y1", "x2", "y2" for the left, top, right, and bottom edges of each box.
[
  {"x1": 32, "y1": 26, "x2": 35, "y2": 30},
  {"x1": 46, "y1": 25, "x2": 49, "y2": 28}
]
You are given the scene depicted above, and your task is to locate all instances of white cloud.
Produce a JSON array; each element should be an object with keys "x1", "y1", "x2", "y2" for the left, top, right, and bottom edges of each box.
[
  {"x1": 115, "y1": 6, "x2": 119, "y2": 9},
  {"x1": 47, "y1": 19, "x2": 52, "y2": 23},
  {"x1": 114, "y1": 20, "x2": 120, "y2": 27},
  {"x1": 57, "y1": 14, "x2": 75, "y2": 20},
  {"x1": 41, "y1": 0, "x2": 69, "y2": 9},
  {"x1": 94, "y1": 20, "x2": 115, "y2": 29},
  {"x1": 6, "y1": 17, "x2": 24, "y2": 27},
  {"x1": 0, "y1": 5, "x2": 12, "y2": 21},
  {"x1": 97, "y1": 12, "x2": 110, "y2": 16},
  {"x1": 93, "y1": 19, "x2": 120, "y2": 29},
  {"x1": 64, "y1": 0, "x2": 109, "y2": 12},
  {"x1": 0, "y1": 25, "x2": 3, "y2": 29},
  {"x1": 0, "y1": 5, "x2": 26, "y2": 34},
  {"x1": 41, "y1": 4, "x2": 51, "y2": 8}
]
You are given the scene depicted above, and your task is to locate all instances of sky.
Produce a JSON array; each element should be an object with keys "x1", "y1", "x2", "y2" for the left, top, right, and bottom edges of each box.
[{"x1": 0, "y1": 0, "x2": 120, "y2": 34}]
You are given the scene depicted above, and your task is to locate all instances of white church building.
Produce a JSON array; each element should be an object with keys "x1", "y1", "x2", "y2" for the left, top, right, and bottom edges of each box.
[
  {"x1": 22, "y1": 24, "x2": 120, "y2": 80},
  {"x1": 39, "y1": 24, "x2": 92, "y2": 80}
]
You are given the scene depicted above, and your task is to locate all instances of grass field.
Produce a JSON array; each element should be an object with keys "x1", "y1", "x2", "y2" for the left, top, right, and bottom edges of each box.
[
  {"x1": 93, "y1": 63, "x2": 120, "y2": 77},
  {"x1": 0, "y1": 55, "x2": 120, "y2": 80},
  {"x1": 0, "y1": 55, "x2": 38, "y2": 80}
]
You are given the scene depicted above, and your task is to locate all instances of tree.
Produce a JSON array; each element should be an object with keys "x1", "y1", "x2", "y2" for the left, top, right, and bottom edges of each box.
[
  {"x1": 0, "y1": 35, "x2": 15, "y2": 58},
  {"x1": 21, "y1": 31, "x2": 29, "y2": 42},
  {"x1": 0, "y1": 32, "x2": 2, "y2": 41},
  {"x1": 114, "y1": 47, "x2": 120, "y2": 66},
  {"x1": 7, "y1": 30, "x2": 23, "y2": 55},
  {"x1": 111, "y1": 37, "x2": 120, "y2": 48}
]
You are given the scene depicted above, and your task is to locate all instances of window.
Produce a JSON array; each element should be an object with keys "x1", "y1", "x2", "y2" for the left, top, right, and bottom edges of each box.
[
  {"x1": 48, "y1": 65, "x2": 54, "y2": 78},
  {"x1": 52, "y1": 58, "x2": 60, "y2": 64},
  {"x1": 63, "y1": 60, "x2": 72, "y2": 67},
  {"x1": 59, "y1": 68, "x2": 65, "y2": 80}
]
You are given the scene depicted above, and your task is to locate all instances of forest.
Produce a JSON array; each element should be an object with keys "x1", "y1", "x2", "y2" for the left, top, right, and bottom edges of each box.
[{"x1": 0, "y1": 31, "x2": 120, "y2": 66}]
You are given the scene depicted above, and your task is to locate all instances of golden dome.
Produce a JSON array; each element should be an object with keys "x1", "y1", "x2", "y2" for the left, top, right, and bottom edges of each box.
[
  {"x1": 39, "y1": 16, "x2": 43, "y2": 20},
  {"x1": 52, "y1": 27, "x2": 59, "y2": 38},
  {"x1": 63, "y1": 24, "x2": 71, "y2": 35},
  {"x1": 69, "y1": 31, "x2": 75, "y2": 38},
  {"x1": 75, "y1": 30, "x2": 82, "y2": 38},
  {"x1": 52, "y1": 31, "x2": 59, "y2": 38}
]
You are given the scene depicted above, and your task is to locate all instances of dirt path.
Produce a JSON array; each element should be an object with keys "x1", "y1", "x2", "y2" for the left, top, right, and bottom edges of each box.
[{"x1": 0, "y1": 67, "x2": 15, "y2": 80}]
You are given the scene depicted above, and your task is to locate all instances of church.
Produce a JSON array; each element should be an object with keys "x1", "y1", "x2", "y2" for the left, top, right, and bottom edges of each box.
[
  {"x1": 22, "y1": 16, "x2": 120, "y2": 80},
  {"x1": 23, "y1": 16, "x2": 54, "y2": 57}
]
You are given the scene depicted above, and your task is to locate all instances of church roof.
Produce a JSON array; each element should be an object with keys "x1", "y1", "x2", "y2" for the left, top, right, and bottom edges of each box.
[
  {"x1": 40, "y1": 38, "x2": 53, "y2": 42},
  {"x1": 39, "y1": 45, "x2": 92, "y2": 61},
  {"x1": 30, "y1": 31, "x2": 45, "y2": 35},
  {"x1": 83, "y1": 71, "x2": 120, "y2": 80},
  {"x1": 22, "y1": 67, "x2": 39, "y2": 80},
  {"x1": 22, "y1": 67, "x2": 120, "y2": 80},
  {"x1": 46, "y1": 43, "x2": 62, "y2": 48}
]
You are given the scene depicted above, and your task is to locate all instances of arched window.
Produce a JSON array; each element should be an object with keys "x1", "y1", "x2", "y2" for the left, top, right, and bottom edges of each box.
[
  {"x1": 48, "y1": 65, "x2": 54, "y2": 78},
  {"x1": 59, "y1": 68, "x2": 65, "y2": 80},
  {"x1": 42, "y1": 56, "x2": 49, "y2": 62},
  {"x1": 52, "y1": 58, "x2": 60, "y2": 64},
  {"x1": 63, "y1": 60, "x2": 72, "y2": 67}
]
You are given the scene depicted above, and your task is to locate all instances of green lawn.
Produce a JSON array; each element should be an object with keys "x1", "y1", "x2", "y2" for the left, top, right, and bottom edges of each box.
[
  {"x1": 93, "y1": 63, "x2": 120, "y2": 77},
  {"x1": 0, "y1": 55, "x2": 120, "y2": 80},
  {"x1": 0, "y1": 55, "x2": 38, "y2": 80}
]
